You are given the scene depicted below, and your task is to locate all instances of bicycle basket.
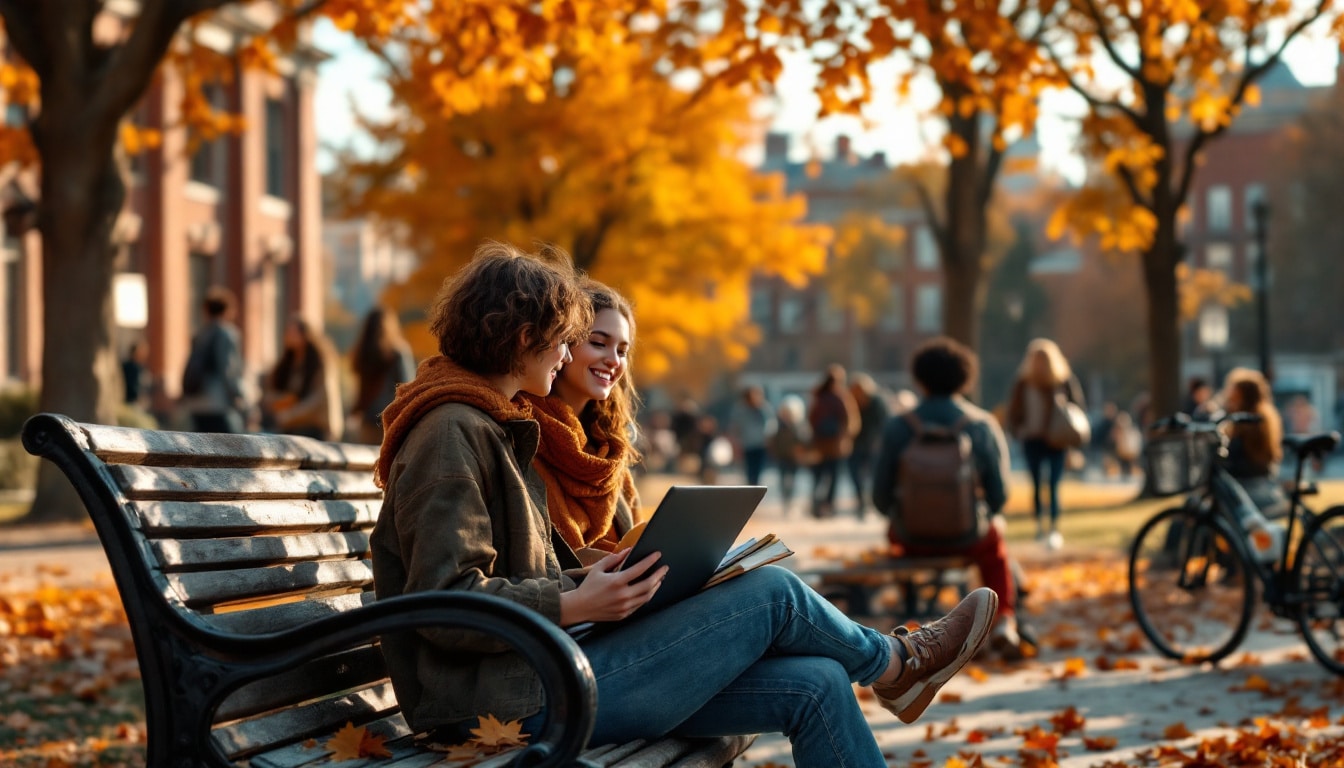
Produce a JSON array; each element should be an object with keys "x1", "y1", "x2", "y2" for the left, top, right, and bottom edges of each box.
[{"x1": 1144, "y1": 431, "x2": 1217, "y2": 497}]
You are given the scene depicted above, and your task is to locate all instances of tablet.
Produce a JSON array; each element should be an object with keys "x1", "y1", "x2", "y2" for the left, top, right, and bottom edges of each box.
[{"x1": 619, "y1": 485, "x2": 767, "y2": 620}]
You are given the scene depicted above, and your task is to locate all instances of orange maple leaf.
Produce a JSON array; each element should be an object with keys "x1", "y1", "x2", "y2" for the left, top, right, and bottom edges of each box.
[
  {"x1": 1162, "y1": 722, "x2": 1193, "y2": 739},
  {"x1": 1050, "y1": 705, "x2": 1086, "y2": 735},
  {"x1": 468, "y1": 713, "x2": 530, "y2": 750},
  {"x1": 1083, "y1": 735, "x2": 1118, "y2": 750},
  {"x1": 1059, "y1": 657, "x2": 1087, "y2": 679},
  {"x1": 360, "y1": 729, "x2": 392, "y2": 759},
  {"x1": 325, "y1": 722, "x2": 368, "y2": 762}
]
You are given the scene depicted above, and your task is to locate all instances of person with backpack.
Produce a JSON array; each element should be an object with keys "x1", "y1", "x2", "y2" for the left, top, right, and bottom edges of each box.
[
  {"x1": 179, "y1": 286, "x2": 248, "y2": 433},
  {"x1": 872, "y1": 337, "x2": 1023, "y2": 660}
]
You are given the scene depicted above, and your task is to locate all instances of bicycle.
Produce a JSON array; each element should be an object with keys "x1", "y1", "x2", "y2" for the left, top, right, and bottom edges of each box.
[{"x1": 1127, "y1": 411, "x2": 1344, "y2": 672}]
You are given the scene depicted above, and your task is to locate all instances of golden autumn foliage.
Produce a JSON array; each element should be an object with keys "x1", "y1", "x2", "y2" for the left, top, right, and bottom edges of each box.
[{"x1": 333, "y1": 29, "x2": 830, "y2": 383}]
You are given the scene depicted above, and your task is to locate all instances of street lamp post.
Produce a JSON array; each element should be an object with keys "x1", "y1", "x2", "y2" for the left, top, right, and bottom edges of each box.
[
  {"x1": 1252, "y1": 199, "x2": 1272, "y2": 381},
  {"x1": 1199, "y1": 303, "x2": 1230, "y2": 386}
]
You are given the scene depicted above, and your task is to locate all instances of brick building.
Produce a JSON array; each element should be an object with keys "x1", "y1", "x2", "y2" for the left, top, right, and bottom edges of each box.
[
  {"x1": 739, "y1": 133, "x2": 941, "y2": 401},
  {"x1": 0, "y1": 4, "x2": 326, "y2": 420}
]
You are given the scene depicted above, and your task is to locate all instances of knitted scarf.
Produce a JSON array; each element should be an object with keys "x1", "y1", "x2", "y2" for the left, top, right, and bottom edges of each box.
[
  {"x1": 522, "y1": 393, "x2": 637, "y2": 552},
  {"x1": 375, "y1": 355, "x2": 532, "y2": 488}
]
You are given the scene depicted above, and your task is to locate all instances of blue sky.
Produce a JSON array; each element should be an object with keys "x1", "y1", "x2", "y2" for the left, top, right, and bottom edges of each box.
[{"x1": 311, "y1": 20, "x2": 1341, "y2": 182}]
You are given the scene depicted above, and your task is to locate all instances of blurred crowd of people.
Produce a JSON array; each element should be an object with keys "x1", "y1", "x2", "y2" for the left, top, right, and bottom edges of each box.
[{"x1": 119, "y1": 286, "x2": 416, "y2": 445}]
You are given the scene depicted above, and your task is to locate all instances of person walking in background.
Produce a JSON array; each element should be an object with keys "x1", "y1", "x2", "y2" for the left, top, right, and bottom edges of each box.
[
  {"x1": 847, "y1": 372, "x2": 890, "y2": 520},
  {"x1": 1182, "y1": 376, "x2": 1216, "y2": 419},
  {"x1": 121, "y1": 340, "x2": 151, "y2": 408},
  {"x1": 767, "y1": 395, "x2": 810, "y2": 515},
  {"x1": 873, "y1": 337, "x2": 1024, "y2": 659},
  {"x1": 808, "y1": 364, "x2": 860, "y2": 519},
  {"x1": 179, "y1": 287, "x2": 248, "y2": 434},
  {"x1": 1005, "y1": 338, "x2": 1085, "y2": 550},
  {"x1": 264, "y1": 315, "x2": 344, "y2": 441},
  {"x1": 349, "y1": 307, "x2": 416, "y2": 445},
  {"x1": 729, "y1": 385, "x2": 776, "y2": 486},
  {"x1": 521, "y1": 278, "x2": 641, "y2": 561},
  {"x1": 1220, "y1": 368, "x2": 1289, "y2": 516}
]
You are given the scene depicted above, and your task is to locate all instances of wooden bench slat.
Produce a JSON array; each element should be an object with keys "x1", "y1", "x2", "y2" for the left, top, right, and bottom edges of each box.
[
  {"x1": 213, "y1": 682, "x2": 399, "y2": 760},
  {"x1": 168, "y1": 560, "x2": 373, "y2": 607},
  {"x1": 152, "y1": 531, "x2": 370, "y2": 571},
  {"x1": 245, "y1": 713, "x2": 412, "y2": 768},
  {"x1": 202, "y1": 592, "x2": 377, "y2": 635},
  {"x1": 135, "y1": 499, "x2": 380, "y2": 537},
  {"x1": 664, "y1": 735, "x2": 758, "y2": 767},
  {"x1": 109, "y1": 465, "x2": 380, "y2": 501},
  {"x1": 216, "y1": 645, "x2": 388, "y2": 722},
  {"x1": 80, "y1": 422, "x2": 379, "y2": 470}
]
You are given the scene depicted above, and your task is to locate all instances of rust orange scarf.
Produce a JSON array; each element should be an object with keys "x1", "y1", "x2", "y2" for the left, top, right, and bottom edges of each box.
[
  {"x1": 375, "y1": 355, "x2": 532, "y2": 488},
  {"x1": 523, "y1": 393, "x2": 638, "y2": 552}
]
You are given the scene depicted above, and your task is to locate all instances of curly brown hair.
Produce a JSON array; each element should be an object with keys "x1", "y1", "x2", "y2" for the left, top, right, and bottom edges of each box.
[
  {"x1": 576, "y1": 279, "x2": 641, "y2": 462},
  {"x1": 428, "y1": 242, "x2": 591, "y2": 377}
]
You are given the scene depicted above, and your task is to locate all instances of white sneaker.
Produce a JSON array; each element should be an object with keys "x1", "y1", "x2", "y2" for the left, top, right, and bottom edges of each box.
[{"x1": 1047, "y1": 531, "x2": 1064, "y2": 550}]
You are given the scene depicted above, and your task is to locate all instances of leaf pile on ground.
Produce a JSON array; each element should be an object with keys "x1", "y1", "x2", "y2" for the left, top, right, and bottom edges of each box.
[{"x1": 0, "y1": 570, "x2": 144, "y2": 767}]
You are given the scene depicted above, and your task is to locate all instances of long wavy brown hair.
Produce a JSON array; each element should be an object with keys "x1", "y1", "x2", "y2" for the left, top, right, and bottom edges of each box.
[
  {"x1": 574, "y1": 279, "x2": 641, "y2": 463},
  {"x1": 1221, "y1": 367, "x2": 1283, "y2": 466}
]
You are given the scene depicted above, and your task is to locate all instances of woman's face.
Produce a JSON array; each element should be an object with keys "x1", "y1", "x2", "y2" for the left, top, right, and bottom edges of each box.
[
  {"x1": 518, "y1": 337, "x2": 572, "y2": 398},
  {"x1": 554, "y1": 308, "x2": 631, "y2": 408}
]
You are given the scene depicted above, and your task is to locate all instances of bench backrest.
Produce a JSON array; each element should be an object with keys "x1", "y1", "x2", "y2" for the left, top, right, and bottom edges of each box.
[{"x1": 23, "y1": 414, "x2": 401, "y2": 763}]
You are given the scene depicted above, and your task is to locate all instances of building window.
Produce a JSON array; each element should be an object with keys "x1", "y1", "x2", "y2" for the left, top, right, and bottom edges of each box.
[
  {"x1": 779, "y1": 295, "x2": 804, "y2": 334},
  {"x1": 817, "y1": 293, "x2": 845, "y2": 333},
  {"x1": 783, "y1": 345, "x2": 800, "y2": 370},
  {"x1": 916, "y1": 284, "x2": 941, "y2": 331},
  {"x1": 5, "y1": 103, "x2": 26, "y2": 127},
  {"x1": 877, "y1": 242, "x2": 903, "y2": 270},
  {"x1": 1205, "y1": 243, "x2": 1233, "y2": 273},
  {"x1": 265, "y1": 98, "x2": 287, "y2": 198},
  {"x1": 188, "y1": 252, "x2": 214, "y2": 336},
  {"x1": 914, "y1": 227, "x2": 938, "y2": 270},
  {"x1": 879, "y1": 282, "x2": 904, "y2": 331},
  {"x1": 749, "y1": 286, "x2": 772, "y2": 331},
  {"x1": 1243, "y1": 183, "x2": 1266, "y2": 231},
  {"x1": 3, "y1": 241, "x2": 19, "y2": 379},
  {"x1": 274, "y1": 261, "x2": 291, "y2": 352},
  {"x1": 190, "y1": 86, "x2": 227, "y2": 187},
  {"x1": 1206, "y1": 185, "x2": 1232, "y2": 233}
]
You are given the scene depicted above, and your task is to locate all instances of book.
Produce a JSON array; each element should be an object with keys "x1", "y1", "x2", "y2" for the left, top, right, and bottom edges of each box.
[{"x1": 702, "y1": 534, "x2": 794, "y2": 590}]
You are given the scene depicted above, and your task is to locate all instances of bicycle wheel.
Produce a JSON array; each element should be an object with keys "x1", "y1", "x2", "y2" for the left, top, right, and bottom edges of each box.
[
  {"x1": 1129, "y1": 505, "x2": 1256, "y2": 664},
  {"x1": 1294, "y1": 505, "x2": 1344, "y2": 675}
]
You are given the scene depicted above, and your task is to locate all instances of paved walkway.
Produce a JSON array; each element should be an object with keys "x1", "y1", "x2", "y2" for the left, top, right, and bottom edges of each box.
[{"x1": 3, "y1": 478, "x2": 1342, "y2": 766}]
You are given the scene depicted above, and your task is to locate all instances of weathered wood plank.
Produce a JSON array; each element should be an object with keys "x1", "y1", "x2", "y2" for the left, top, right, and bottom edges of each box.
[
  {"x1": 664, "y1": 735, "x2": 757, "y2": 767},
  {"x1": 168, "y1": 560, "x2": 373, "y2": 607},
  {"x1": 152, "y1": 531, "x2": 370, "y2": 571},
  {"x1": 201, "y1": 592, "x2": 377, "y2": 635},
  {"x1": 134, "y1": 499, "x2": 380, "y2": 537},
  {"x1": 216, "y1": 645, "x2": 388, "y2": 722},
  {"x1": 212, "y1": 683, "x2": 399, "y2": 760},
  {"x1": 606, "y1": 737, "x2": 694, "y2": 766},
  {"x1": 80, "y1": 422, "x2": 378, "y2": 470},
  {"x1": 109, "y1": 465, "x2": 380, "y2": 502},
  {"x1": 243, "y1": 714, "x2": 414, "y2": 768}
]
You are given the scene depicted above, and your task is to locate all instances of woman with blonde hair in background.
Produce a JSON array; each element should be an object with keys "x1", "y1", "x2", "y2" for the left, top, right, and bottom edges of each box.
[
  {"x1": 349, "y1": 307, "x2": 416, "y2": 445},
  {"x1": 1219, "y1": 367, "x2": 1289, "y2": 517},
  {"x1": 767, "y1": 395, "x2": 810, "y2": 516},
  {"x1": 1006, "y1": 338, "x2": 1085, "y2": 550},
  {"x1": 520, "y1": 278, "x2": 641, "y2": 562}
]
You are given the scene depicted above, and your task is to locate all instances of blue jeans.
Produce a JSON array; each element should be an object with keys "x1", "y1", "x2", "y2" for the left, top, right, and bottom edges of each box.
[
  {"x1": 580, "y1": 566, "x2": 890, "y2": 768},
  {"x1": 1023, "y1": 438, "x2": 1065, "y2": 527},
  {"x1": 743, "y1": 445, "x2": 769, "y2": 486}
]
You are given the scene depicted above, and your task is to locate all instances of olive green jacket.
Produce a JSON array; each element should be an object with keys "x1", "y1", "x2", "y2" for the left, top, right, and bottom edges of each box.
[{"x1": 370, "y1": 403, "x2": 576, "y2": 732}]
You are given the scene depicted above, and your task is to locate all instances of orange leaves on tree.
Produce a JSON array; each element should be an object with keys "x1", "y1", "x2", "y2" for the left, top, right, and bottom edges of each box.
[{"x1": 324, "y1": 722, "x2": 392, "y2": 762}]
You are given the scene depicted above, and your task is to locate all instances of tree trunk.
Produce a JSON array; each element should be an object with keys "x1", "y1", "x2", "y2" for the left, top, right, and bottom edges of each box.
[
  {"x1": 1141, "y1": 218, "x2": 1182, "y2": 420},
  {"x1": 941, "y1": 110, "x2": 988, "y2": 351},
  {"x1": 25, "y1": 126, "x2": 125, "y2": 522}
]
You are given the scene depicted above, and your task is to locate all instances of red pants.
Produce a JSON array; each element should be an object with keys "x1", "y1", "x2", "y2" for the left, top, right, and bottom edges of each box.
[{"x1": 889, "y1": 524, "x2": 1016, "y2": 618}]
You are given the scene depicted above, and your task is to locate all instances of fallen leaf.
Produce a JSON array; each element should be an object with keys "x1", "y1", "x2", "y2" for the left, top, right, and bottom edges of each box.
[
  {"x1": 468, "y1": 713, "x2": 529, "y2": 750},
  {"x1": 325, "y1": 722, "x2": 368, "y2": 762},
  {"x1": 1083, "y1": 735, "x2": 1118, "y2": 750},
  {"x1": 1162, "y1": 722, "x2": 1193, "y2": 739}
]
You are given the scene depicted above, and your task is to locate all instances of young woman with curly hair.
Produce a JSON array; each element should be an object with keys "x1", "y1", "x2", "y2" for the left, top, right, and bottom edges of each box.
[{"x1": 1219, "y1": 367, "x2": 1288, "y2": 516}]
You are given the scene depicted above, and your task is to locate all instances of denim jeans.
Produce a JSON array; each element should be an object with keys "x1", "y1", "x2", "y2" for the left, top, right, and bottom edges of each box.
[
  {"x1": 1023, "y1": 438, "x2": 1065, "y2": 527},
  {"x1": 580, "y1": 566, "x2": 891, "y2": 768}
]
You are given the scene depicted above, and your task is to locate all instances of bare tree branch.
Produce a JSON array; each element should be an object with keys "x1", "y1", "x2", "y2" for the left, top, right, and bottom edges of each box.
[
  {"x1": 1042, "y1": 40, "x2": 1145, "y2": 128},
  {"x1": 909, "y1": 173, "x2": 946, "y2": 244},
  {"x1": 979, "y1": 131, "x2": 1005, "y2": 210},
  {"x1": 1079, "y1": 0, "x2": 1142, "y2": 80}
]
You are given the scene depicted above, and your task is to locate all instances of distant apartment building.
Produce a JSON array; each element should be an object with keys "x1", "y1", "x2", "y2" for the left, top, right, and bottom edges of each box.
[
  {"x1": 740, "y1": 133, "x2": 940, "y2": 400},
  {"x1": 0, "y1": 4, "x2": 326, "y2": 417}
]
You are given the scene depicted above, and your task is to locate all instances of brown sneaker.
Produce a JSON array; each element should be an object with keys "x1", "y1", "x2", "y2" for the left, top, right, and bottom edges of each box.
[{"x1": 871, "y1": 587, "x2": 998, "y2": 723}]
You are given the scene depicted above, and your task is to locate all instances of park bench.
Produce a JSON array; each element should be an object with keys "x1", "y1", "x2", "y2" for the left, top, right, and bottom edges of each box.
[
  {"x1": 800, "y1": 554, "x2": 974, "y2": 620},
  {"x1": 21, "y1": 413, "x2": 755, "y2": 768}
]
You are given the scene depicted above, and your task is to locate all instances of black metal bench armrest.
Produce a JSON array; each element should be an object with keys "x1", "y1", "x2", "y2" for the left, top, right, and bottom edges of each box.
[{"x1": 208, "y1": 591, "x2": 596, "y2": 768}]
